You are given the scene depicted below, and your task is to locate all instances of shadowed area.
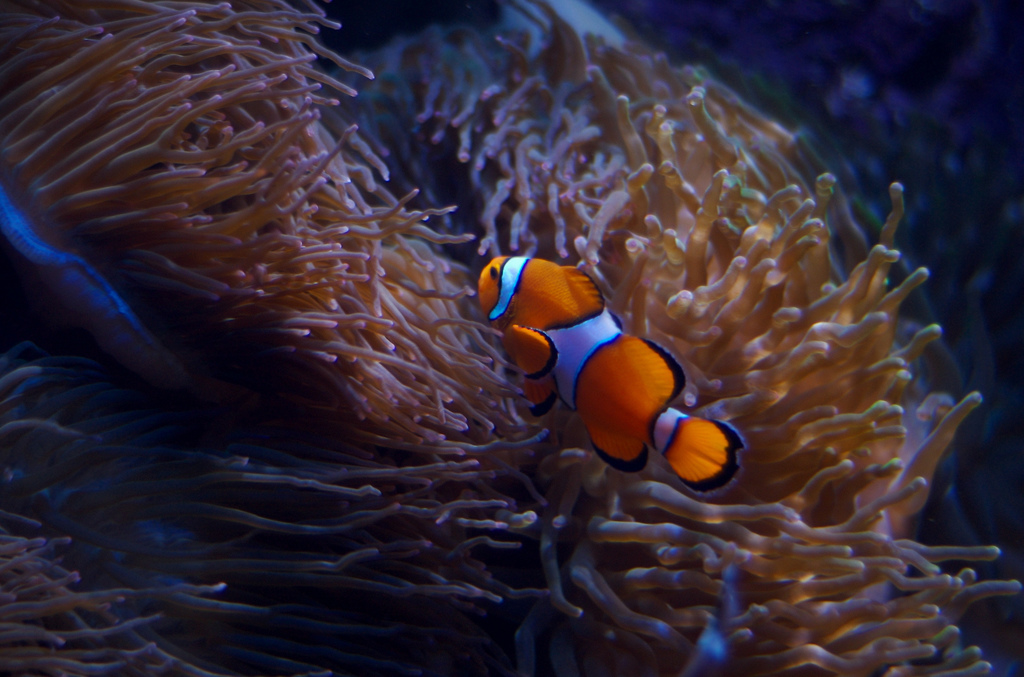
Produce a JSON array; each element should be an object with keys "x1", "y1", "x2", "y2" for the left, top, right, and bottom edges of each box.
[{"x1": 0, "y1": 0, "x2": 1019, "y2": 675}]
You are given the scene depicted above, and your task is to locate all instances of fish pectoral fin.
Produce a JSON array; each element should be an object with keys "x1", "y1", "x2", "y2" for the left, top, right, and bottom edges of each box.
[
  {"x1": 505, "y1": 324, "x2": 557, "y2": 378},
  {"x1": 561, "y1": 265, "x2": 605, "y2": 317},
  {"x1": 662, "y1": 417, "x2": 742, "y2": 492},
  {"x1": 522, "y1": 378, "x2": 557, "y2": 416},
  {"x1": 586, "y1": 424, "x2": 648, "y2": 472}
]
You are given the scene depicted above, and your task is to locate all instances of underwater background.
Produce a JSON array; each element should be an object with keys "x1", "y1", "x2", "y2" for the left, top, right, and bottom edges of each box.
[
  {"x1": 327, "y1": 0, "x2": 1024, "y2": 670},
  {"x1": 1, "y1": 0, "x2": 1022, "y2": 674}
]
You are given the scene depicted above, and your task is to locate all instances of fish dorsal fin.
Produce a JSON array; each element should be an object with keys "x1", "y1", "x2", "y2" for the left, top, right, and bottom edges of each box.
[
  {"x1": 585, "y1": 336, "x2": 681, "y2": 414},
  {"x1": 560, "y1": 265, "x2": 604, "y2": 320},
  {"x1": 587, "y1": 424, "x2": 648, "y2": 472},
  {"x1": 514, "y1": 259, "x2": 604, "y2": 329},
  {"x1": 640, "y1": 339, "x2": 685, "y2": 405},
  {"x1": 571, "y1": 334, "x2": 685, "y2": 476},
  {"x1": 504, "y1": 324, "x2": 557, "y2": 379},
  {"x1": 573, "y1": 335, "x2": 682, "y2": 443}
]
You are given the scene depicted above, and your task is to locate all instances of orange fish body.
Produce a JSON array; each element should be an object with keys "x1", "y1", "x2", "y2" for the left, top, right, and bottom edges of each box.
[
  {"x1": 478, "y1": 256, "x2": 604, "y2": 332},
  {"x1": 479, "y1": 256, "x2": 742, "y2": 491}
]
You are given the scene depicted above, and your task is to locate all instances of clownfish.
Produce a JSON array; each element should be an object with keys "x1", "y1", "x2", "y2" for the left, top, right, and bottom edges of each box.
[{"x1": 478, "y1": 256, "x2": 742, "y2": 491}]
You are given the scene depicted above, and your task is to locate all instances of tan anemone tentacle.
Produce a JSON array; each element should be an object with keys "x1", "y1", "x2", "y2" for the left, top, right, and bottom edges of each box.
[{"x1": 347, "y1": 2, "x2": 1020, "y2": 674}]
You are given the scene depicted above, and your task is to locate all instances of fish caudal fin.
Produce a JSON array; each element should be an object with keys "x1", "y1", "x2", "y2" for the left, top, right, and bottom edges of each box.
[
  {"x1": 522, "y1": 378, "x2": 557, "y2": 416},
  {"x1": 586, "y1": 423, "x2": 648, "y2": 472},
  {"x1": 656, "y1": 412, "x2": 742, "y2": 491}
]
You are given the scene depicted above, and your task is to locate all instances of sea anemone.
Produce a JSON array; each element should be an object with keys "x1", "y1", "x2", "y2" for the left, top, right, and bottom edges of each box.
[
  {"x1": 0, "y1": 1, "x2": 539, "y2": 674},
  {"x1": 0, "y1": 522, "x2": 211, "y2": 675},
  {"x1": 0, "y1": 340, "x2": 542, "y2": 675},
  {"x1": 346, "y1": 2, "x2": 1020, "y2": 674},
  {"x1": 0, "y1": 0, "x2": 527, "y2": 449},
  {"x1": 0, "y1": 0, "x2": 1018, "y2": 675}
]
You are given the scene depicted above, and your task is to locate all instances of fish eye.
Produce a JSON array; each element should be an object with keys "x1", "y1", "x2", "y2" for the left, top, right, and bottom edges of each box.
[{"x1": 489, "y1": 266, "x2": 498, "y2": 280}]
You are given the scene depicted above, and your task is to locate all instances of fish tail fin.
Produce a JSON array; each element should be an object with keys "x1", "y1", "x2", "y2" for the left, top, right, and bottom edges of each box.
[{"x1": 657, "y1": 412, "x2": 742, "y2": 491}]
